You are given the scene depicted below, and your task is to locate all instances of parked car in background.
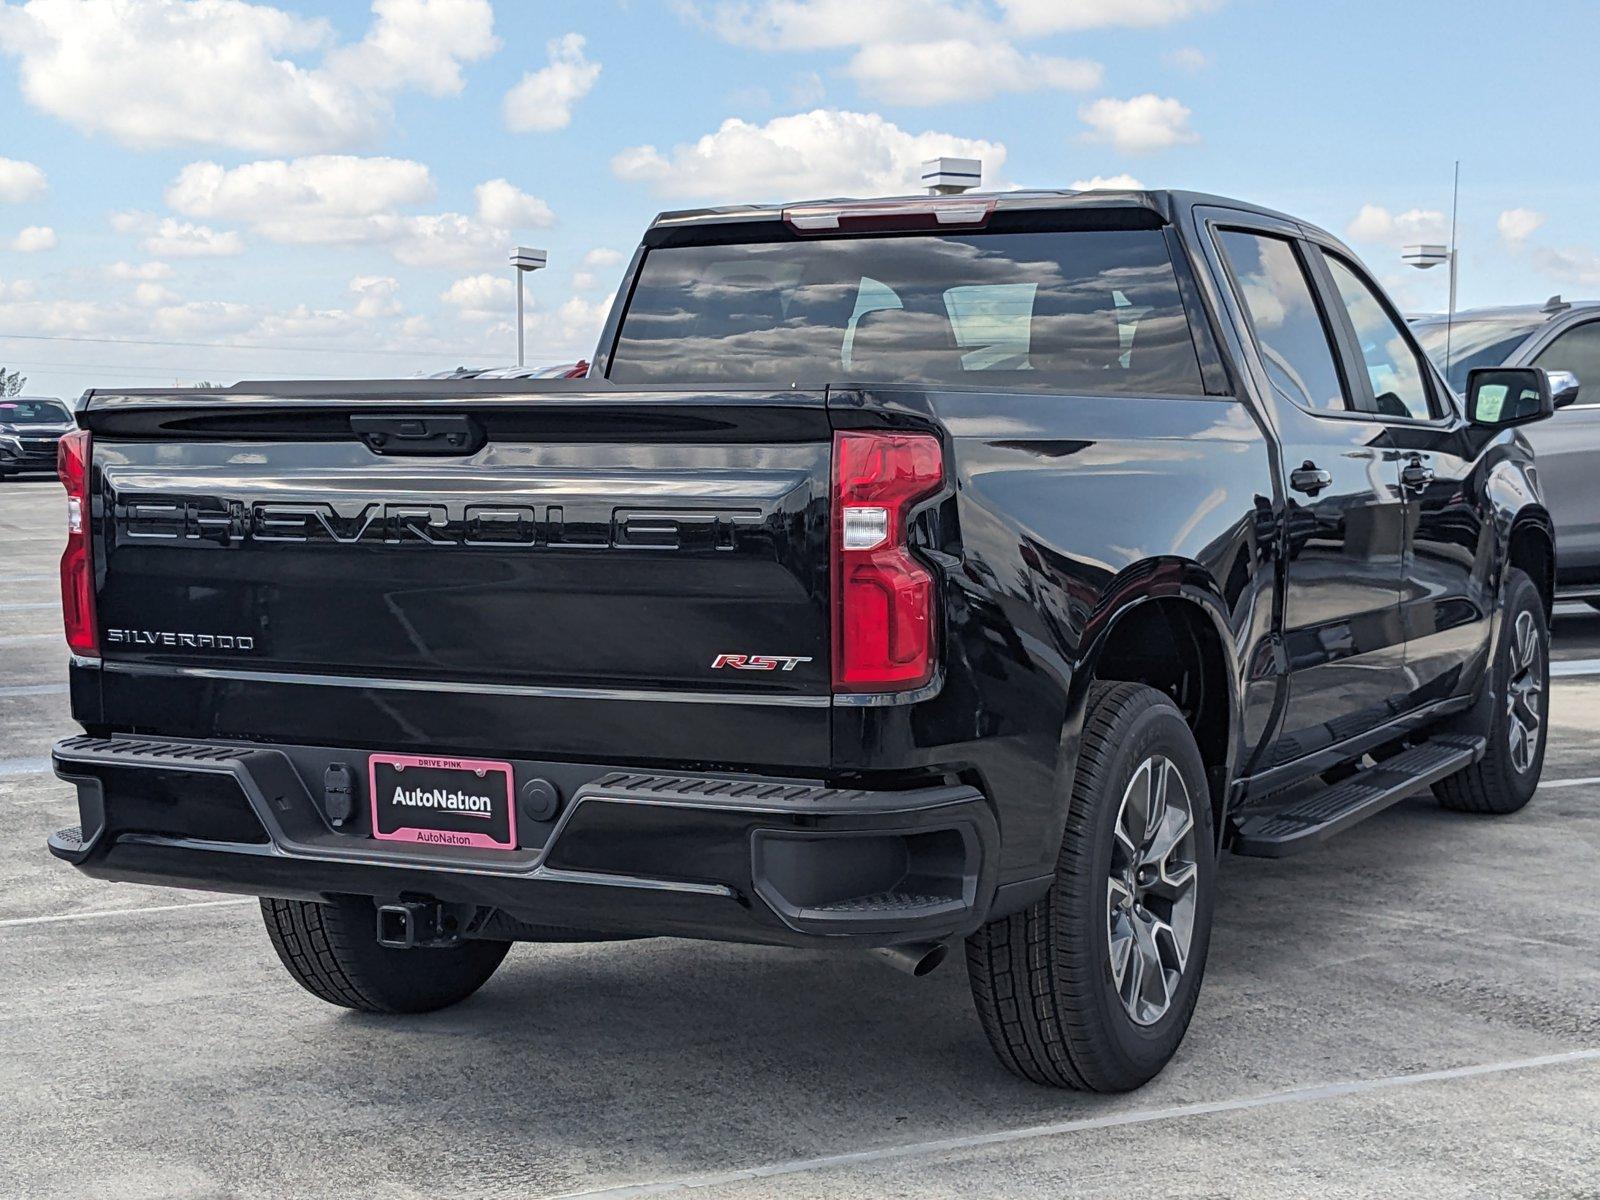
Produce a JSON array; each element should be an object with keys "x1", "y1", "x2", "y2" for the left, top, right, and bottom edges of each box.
[
  {"x1": 423, "y1": 361, "x2": 589, "y2": 381},
  {"x1": 1413, "y1": 299, "x2": 1599, "y2": 605},
  {"x1": 0, "y1": 396, "x2": 74, "y2": 480}
]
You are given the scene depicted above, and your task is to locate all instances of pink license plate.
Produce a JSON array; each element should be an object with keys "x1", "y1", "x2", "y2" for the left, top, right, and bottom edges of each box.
[{"x1": 368, "y1": 753, "x2": 517, "y2": 851}]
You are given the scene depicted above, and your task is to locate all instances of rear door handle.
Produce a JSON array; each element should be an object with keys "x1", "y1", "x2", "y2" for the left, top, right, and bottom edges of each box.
[
  {"x1": 1289, "y1": 462, "x2": 1333, "y2": 496},
  {"x1": 1401, "y1": 459, "x2": 1435, "y2": 491}
]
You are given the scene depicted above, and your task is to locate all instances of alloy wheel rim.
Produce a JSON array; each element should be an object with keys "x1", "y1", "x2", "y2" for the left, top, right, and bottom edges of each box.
[
  {"x1": 1106, "y1": 755, "x2": 1198, "y2": 1027},
  {"x1": 1506, "y1": 609, "x2": 1544, "y2": 775}
]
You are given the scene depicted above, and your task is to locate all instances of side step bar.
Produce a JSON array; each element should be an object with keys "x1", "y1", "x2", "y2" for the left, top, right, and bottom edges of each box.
[{"x1": 1231, "y1": 735, "x2": 1485, "y2": 858}]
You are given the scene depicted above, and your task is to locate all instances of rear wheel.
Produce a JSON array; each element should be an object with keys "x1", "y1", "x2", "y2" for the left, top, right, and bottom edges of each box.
[
  {"x1": 261, "y1": 896, "x2": 509, "y2": 1014},
  {"x1": 1435, "y1": 568, "x2": 1549, "y2": 814},
  {"x1": 966, "y1": 682, "x2": 1215, "y2": 1091}
]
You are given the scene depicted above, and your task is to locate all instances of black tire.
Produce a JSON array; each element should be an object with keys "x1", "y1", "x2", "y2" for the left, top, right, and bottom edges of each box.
[
  {"x1": 261, "y1": 896, "x2": 509, "y2": 1014},
  {"x1": 966, "y1": 682, "x2": 1216, "y2": 1091},
  {"x1": 1435, "y1": 568, "x2": 1550, "y2": 814}
]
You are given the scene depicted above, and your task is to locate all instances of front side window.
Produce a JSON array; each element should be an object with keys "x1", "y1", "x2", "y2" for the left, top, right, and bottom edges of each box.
[
  {"x1": 608, "y1": 228, "x2": 1206, "y2": 395},
  {"x1": 1533, "y1": 321, "x2": 1600, "y2": 406},
  {"x1": 1216, "y1": 230, "x2": 1348, "y2": 413},
  {"x1": 1322, "y1": 253, "x2": 1436, "y2": 421}
]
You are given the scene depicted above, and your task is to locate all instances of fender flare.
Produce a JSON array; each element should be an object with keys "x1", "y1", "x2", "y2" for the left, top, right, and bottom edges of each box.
[{"x1": 1040, "y1": 558, "x2": 1244, "y2": 862}]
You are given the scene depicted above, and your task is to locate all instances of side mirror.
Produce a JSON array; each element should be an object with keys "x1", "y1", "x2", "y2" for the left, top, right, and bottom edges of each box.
[
  {"x1": 1547, "y1": 370, "x2": 1582, "y2": 409},
  {"x1": 1465, "y1": 366, "x2": 1557, "y2": 428}
]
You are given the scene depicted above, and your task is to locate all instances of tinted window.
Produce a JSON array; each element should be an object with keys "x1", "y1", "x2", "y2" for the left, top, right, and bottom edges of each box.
[
  {"x1": 1322, "y1": 253, "x2": 1435, "y2": 420},
  {"x1": 1414, "y1": 318, "x2": 1542, "y2": 393},
  {"x1": 608, "y1": 229, "x2": 1206, "y2": 394},
  {"x1": 1216, "y1": 230, "x2": 1347, "y2": 413},
  {"x1": 0, "y1": 399, "x2": 69, "y2": 422},
  {"x1": 1533, "y1": 321, "x2": 1600, "y2": 406}
]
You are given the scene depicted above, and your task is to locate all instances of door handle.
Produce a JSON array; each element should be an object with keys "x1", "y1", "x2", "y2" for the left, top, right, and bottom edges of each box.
[
  {"x1": 1288, "y1": 461, "x2": 1333, "y2": 496},
  {"x1": 1401, "y1": 458, "x2": 1435, "y2": 491}
]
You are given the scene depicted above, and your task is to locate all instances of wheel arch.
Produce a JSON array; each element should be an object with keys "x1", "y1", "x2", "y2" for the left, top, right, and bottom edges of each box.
[
  {"x1": 1507, "y1": 506, "x2": 1555, "y2": 618},
  {"x1": 1063, "y1": 560, "x2": 1243, "y2": 849}
]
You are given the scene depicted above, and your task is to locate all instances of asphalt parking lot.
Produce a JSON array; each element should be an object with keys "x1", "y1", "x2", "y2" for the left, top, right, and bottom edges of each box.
[{"x1": 2, "y1": 474, "x2": 1597, "y2": 1199}]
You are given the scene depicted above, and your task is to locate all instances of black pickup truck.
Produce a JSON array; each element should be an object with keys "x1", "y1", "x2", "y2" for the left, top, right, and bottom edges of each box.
[{"x1": 49, "y1": 189, "x2": 1563, "y2": 1092}]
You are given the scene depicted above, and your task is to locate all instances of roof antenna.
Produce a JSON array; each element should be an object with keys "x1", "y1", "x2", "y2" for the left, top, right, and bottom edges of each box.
[
  {"x1": 1543, "y1": 294, "x2": 1571, "y2": 315},
  {"x1": 1445, "y1": 159, "x2": 1460, "y2": 376}
]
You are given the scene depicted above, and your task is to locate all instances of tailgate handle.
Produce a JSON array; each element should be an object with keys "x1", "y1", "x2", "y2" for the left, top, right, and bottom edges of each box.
[{"x1": 351, "y1": 414, "x2": 485, "y2": 457}]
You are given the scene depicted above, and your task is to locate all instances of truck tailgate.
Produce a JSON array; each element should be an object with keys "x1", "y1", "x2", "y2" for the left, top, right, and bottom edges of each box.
[{"x1": 80, "y1": 386, "x2": 835, "y2": 768}]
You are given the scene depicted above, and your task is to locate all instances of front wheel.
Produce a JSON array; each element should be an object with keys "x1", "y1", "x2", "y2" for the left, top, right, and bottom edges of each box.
[
  {"x1": 966, "y1": 682, "x2": 1216, "y2": 1091},
  {"x1": 1435, "y1": 568, "x2": 1550, "y2": 814}
]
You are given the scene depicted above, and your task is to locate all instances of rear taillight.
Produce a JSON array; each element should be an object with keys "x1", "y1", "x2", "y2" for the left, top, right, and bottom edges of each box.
[
  {"x1": 831, "y1": 431, "x2": 943, "y2": 693},
  {"x1": 57, "y1": 429, "x2": 97, "y2": 655}
]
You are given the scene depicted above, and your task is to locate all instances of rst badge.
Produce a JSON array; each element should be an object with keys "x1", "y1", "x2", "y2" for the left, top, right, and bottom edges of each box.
[{"x1": 711, "y1": 654, "x2": 813, "y2": 672}]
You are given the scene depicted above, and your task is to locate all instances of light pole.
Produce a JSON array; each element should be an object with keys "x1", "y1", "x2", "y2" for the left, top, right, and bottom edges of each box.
[
  {"x1": 1402, "y1": 160, "x2": 1461, "y2": 373},
  {"x1": 509, "y1": 246, "x2": 547, "y2": 367}
]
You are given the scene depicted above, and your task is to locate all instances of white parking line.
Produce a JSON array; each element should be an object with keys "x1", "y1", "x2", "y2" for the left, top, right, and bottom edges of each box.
[
  {"x1": 1539, "y1": 775, "x2": 1600, "y2": 789},
  {"x1": 4, "y1": 574, "x2": 56, "y2": 583},
  {"x1": 554, "y1": 1048, "x2": 1600, "y2": 1199},
  {"x1": 0, "y1": 683, "x2": 67, "y2": 698},
  {"x1": 1552, "y1": 658, "x2": 1600, "y2": 677},
  {"x1": 0, "y1": 898, "x2": 254, "y2": 929},
  {"x1": 0, "y1": 601, "x2": 59, "y2": 611},
  {"x1": 0, "y1": 757, "x2": 50, "y2": 778},
  {"x1": 0, "y1": 633, "x2": 55, "y2": 646}
]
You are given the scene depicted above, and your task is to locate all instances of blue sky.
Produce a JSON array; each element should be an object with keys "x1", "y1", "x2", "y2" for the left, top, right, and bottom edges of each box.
[{"x1": 1, "y1": 0, "x2": 1597, "y2": 400}]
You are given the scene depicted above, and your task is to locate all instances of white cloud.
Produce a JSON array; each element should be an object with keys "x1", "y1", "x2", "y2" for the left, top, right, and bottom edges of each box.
[
  {"x1": 685, "y1": 1, "x2": 987, "y2": 50},
  {"x1": 349, "y1": 274, "x2": 402, "y2": 319},
  {"x1": 998, "y1": 0, "x2": 1215, "y2": 34},
  {"x1": 113, "y1": 212, "x2": 246, "y2": 258},
  {"x1": 1498, "y1": 208, "x2": 1546, "y2": 246},
  {"x1": 108, "y1": 261, "x2": 174, "y2": 282},
  {"x1": 1532, "y1": 246, "x2": 1600, "y2": 288},
  {"x1": 0, "y1": 0, "x2": 499, "y2": 154},
  {"x1": 166, "y1": 156, "x2": 437, "y2": 241},
  {"x1": 473, "y1": 179, "x2": 556, "y2": 229},
  {"x1": 0, "y1": 157, "x2": 47, "y2": 203},
  {"x1": 1163, "y1": 46, "x2": 1208, "y2": 72},
  {"x1": 8, "y1": 225, "x2": 56, "y2": 251},
  {"x1": 0, "y1": 275, "x2": 36, "y2": 301},
  {"x1": 682, "y1": 2, "x2": 1106, "y2": 105},
  {"x1": 441, "y1": 272, "x2": 513, "y2": 318},
  {"x1": 503, "y1": 33, "x2": 601, "y2": 133},
  {"x1": 1071, "y1": 174, "x2": 1145, "y2": 191},
  {"x1": 133, "y1": 281, "x2": 179, "y2": 307},
  {"x1": 1079, "y1": 94, "x2": 1198, "y2": 154},
  {"x1": 574, "y1": 247, "x2": 625, "y2": 291},
  {"x1": 1345, "y1": 204, "x2": 1448, "y2": 247},
  {"x1": 848, "y1": 39, "x2": 1100, "y2": 104},
  {"x1": 160, "y1": 157, "x2": 546, "y2": 268},
  {"x1": 613, "y1": 109, "x2": 1005, "y2": 201}
]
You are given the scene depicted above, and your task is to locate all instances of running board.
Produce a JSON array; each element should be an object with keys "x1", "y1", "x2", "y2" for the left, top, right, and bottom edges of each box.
[{"x1": 1231, "y1": 736, "x2": 1485, "y2": 858}]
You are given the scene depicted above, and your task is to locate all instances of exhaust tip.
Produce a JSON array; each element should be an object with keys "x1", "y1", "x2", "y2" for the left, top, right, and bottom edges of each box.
[{"x1": 870, "y1": 940, "x2": 948, "y2": 977}]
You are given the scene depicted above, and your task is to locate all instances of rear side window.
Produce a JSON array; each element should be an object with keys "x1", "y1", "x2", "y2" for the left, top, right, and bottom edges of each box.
[
  {"x1": 608, "y1": 229, "x2": 1206, "y2": 395},
  {"x1": 1216, "y1": 230, "x2": 1348, "y2": 414}
]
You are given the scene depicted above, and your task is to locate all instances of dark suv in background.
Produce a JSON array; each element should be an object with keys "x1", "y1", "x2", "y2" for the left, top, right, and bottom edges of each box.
[
  {"x1": 1414, "y1": 300, "x2": 1600, "y2": 605},
  {"x1": 0, "y1": 396, "x2": 74, "y2": 480}
]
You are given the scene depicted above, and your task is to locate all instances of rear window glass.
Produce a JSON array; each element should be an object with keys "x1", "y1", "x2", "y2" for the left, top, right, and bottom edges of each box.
[{"x1": 608, "y1": 229, "x2": 1206, "y2": 395}]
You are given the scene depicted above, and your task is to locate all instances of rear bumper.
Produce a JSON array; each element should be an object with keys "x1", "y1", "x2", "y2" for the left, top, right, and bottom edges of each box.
[{"x1": 49, "y1": 735, "x2": 1000, "y2": 949}]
